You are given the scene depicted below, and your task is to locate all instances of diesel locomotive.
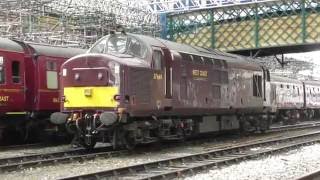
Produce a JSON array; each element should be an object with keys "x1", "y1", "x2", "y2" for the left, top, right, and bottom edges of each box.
[
  {"x1": 51, "y1": 33, "x2": 320, "y2": 149},
  {"x1": 0, "y1": 38, "x2": 85, "y2": 142}
]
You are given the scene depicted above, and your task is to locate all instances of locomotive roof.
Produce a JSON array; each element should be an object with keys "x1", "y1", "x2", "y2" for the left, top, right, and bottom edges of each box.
[
  {"x1": 0, "y1": 37, "x2": 24, "y2": 52},
  {"x1": 29, "y1": 44, "x2": 86, "y2": 58},
  {"x1": 128, "y1": 33, "x2": 261, "y2": 70}
]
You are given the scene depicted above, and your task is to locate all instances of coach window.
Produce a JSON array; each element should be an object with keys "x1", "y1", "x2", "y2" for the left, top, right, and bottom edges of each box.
[
  {"x1": 193, "y1": 56, "x2": 203, "y2": 64},
  {"x1": 152, "y1": 50, "x2": 163, "y2": 70},
  {"x1": 203, "y1": 57, "x2": 213, "y2": 65},
  {"x1": 12, "y1": 61, "x2": 20, "y2": 83},
  {"x1": 46, "y1": 61, "x2": 58, "y2": 89},
  {"x1": 214, "y1": 59, "x2": 222, "y2": 68},
  {"x1": 180, "y1": 53, "x2": 192, "y2": 62},
  {"x1": 0, "y1": 57, "x2": 4, "y2": 84}
]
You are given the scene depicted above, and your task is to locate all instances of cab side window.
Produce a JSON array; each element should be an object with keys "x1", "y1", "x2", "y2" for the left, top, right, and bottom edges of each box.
[
  {"x1": 46, "y1": 61, "x2": 58, "y2": 89},
  {"x1": 0, "y1": 57, "x2": 5, "y2": 84},
  {"x1": 12, "y1": 61, "x2": 20, "y2": 83},
  {"x1": 90, "y1": 38, "x2": 107, "y2": 53},
  {"x1": 152, "y1": 50, "x2": 163, "y2": 71},
  {"x1": 253, "y1": 75, "x2": 262, "y2": 97}
]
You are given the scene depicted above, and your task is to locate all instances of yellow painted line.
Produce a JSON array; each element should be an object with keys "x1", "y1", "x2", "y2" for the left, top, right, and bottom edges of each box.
[
  {"x1": 0, "y1": 89, "x2": 22, "y2": 93},
  {"x1": 38, "y1": 89, "x2": 58, "y2": 93},
  {"x1": 6, "y1": 112, "x2": 27, "y2": 115}
]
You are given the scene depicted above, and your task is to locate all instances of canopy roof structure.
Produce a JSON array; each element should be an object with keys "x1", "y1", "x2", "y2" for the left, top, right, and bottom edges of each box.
[
  {"x1": 0, "y1": 0, "x2": 159, "y2": 48},
  {"x1": 0, "y1": 0, "x2": 292, "y2": 48},
  {"x1": 147, "y1": 0, "x2": 277, "y2": 13}
]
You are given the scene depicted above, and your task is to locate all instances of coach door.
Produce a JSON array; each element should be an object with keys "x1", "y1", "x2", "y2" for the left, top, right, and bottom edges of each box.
[
  {"x1": 151, "y1": 47, "x2": 172, "y2": 109},
  {"x1": 0, "y1": 53, "x2": 26, "y2": 113}
]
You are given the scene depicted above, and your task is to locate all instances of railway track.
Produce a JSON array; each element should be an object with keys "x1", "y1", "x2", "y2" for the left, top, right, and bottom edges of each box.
[
  {"x1": 0, "y1": 143, "x2": 48, "y2": 151},
  {"x1": 0, "y1": 145, "x2": 127, "y2": 172},
  {"x1": 60, "y1": 130, "x2": 320, "y2": 180},
  {"x1": 269, "y1": 121, "x2": 320, "y2": 132},
  {"x1": 0, "y1": 122, "x2": 319, "y2": 174},
  {"x1": 0, "y1": 121, "x2": 310, "y2": 151}
]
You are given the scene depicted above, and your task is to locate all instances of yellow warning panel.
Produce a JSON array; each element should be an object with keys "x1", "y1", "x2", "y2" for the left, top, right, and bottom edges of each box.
[{"x1": 64, "y1": 86, "x2": 119, "y2": 108}]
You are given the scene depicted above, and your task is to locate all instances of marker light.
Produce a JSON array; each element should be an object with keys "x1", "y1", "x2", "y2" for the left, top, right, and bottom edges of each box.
[{"x1": 113, "y1": 95, "x2": 121, "y2": 101}]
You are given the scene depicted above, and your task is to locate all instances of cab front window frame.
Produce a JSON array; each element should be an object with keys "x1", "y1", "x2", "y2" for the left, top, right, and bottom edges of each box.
[{"x1": 88, "y1": 34, "x2": 148, "y2": 59}]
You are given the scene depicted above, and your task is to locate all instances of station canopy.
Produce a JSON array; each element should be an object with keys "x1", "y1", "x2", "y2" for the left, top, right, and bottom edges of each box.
[{"x1": 0, "y1": 0, "x2": 159, "y2": 48}]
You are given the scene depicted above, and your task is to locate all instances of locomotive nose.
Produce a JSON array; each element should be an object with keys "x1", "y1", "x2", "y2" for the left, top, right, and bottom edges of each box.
[{"x1": 61, "y1": 57, "x2": 121, "y2": 109}]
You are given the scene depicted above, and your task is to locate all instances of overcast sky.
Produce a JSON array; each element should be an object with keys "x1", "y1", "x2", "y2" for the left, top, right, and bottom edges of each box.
[{"x1": 285, "y1": 51, "x2": 320, "y2": 65}]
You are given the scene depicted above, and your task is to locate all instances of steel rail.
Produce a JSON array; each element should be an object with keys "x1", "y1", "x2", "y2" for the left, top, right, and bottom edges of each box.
[
  {"x1": 0, "y1": 146, "x2": 128, "y2": 172},
  {"x1": 0, "y1": 121, "x2": 319, "y2": 173},
  {"x1": 60, "y1": 131, "x2": 320, "y2": 180},
  {"x1": 269, "y1": 121, "x2": 320, "y2": 132},
  {"x1": 0, "y1": 143, "x2": 48, "y2": 151}
]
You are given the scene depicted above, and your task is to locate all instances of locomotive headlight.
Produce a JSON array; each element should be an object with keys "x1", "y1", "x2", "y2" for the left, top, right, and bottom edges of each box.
[
  {"x1": 74, "y1": 73, "x2": 80, "y2": 80},
  {"x1": 98, "y1": 72, "x2": 103, "y2": 80}
]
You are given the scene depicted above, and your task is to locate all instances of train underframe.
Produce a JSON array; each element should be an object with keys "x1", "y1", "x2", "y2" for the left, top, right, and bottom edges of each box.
[
  {"x1": 66, "y1": 111, "x2": 272, "y2": 149},
  {"x1": 0, "y1": 112, "x2": 68, "y2": 144},
  {"x1": 273, "y1": 108, "x2": 320, "y2": 125}
]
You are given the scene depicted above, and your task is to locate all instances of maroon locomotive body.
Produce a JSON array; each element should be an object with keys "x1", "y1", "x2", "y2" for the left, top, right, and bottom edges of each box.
[
  {"x1": 52, "y1": 33, "x2": 274, "y2": 149},
  {"x1": 0, "y1": 38, "x2": 85, "y2": 141}
]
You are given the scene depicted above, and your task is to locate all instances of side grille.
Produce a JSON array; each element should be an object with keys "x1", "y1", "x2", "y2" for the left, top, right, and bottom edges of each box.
[{"x1": 129, "y1": 68, "x2": 151, "y2": 103}]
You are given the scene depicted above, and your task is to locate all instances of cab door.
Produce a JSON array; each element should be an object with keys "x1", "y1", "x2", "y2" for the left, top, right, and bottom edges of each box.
[
  {"x1": 151, "y1": 47, "x2": 172, "y2": 110},
  {"x1": 0, "y1": 52, "x2": 26, "y2": 113}
]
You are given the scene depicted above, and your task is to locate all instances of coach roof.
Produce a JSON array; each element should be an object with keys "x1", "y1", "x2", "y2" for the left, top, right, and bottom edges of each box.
[
  {"x1": 29, "y1": 43, "x2": 86, "y2": 58},
  {"x1": 0, "y1": 38, "x2": 24, "y2": 52}
]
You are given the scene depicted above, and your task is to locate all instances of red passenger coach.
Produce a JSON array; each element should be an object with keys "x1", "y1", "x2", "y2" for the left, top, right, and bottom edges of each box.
[{"x1": 0, "y1": 38, "x2": 85, "y2": 142}]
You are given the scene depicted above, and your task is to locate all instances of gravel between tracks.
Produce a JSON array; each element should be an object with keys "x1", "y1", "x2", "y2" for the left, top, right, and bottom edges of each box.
[
  {"x1": 184, "y1": 143, "x2": 320, "y2": 180},
  {"x1": 0, "y1": 128, "x2": 319, "y2": 179}
]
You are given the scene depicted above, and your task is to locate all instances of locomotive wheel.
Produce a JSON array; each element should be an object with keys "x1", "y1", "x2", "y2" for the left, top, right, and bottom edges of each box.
[
  {"x1": 110, "y1": 127, "x2": 121, "y2": 150},
  {"x1": 109, "y1": 127, "x2": 136, "y2": 150},
  {"x1": 82, "y1": 135, "x2": 96, "y2": 149},
  {"x1": 65, "y1": 121, "x2": 77, "y2": 134},
  {"x1": 123, "y1": 131, "x2": 136, "y2": 150},
  {"x1": 240, "y1": 119, "x2": 252, "y2": 134},
  {"x1": 0, "y1": 128, "x2": 3, "y2": 144}
]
